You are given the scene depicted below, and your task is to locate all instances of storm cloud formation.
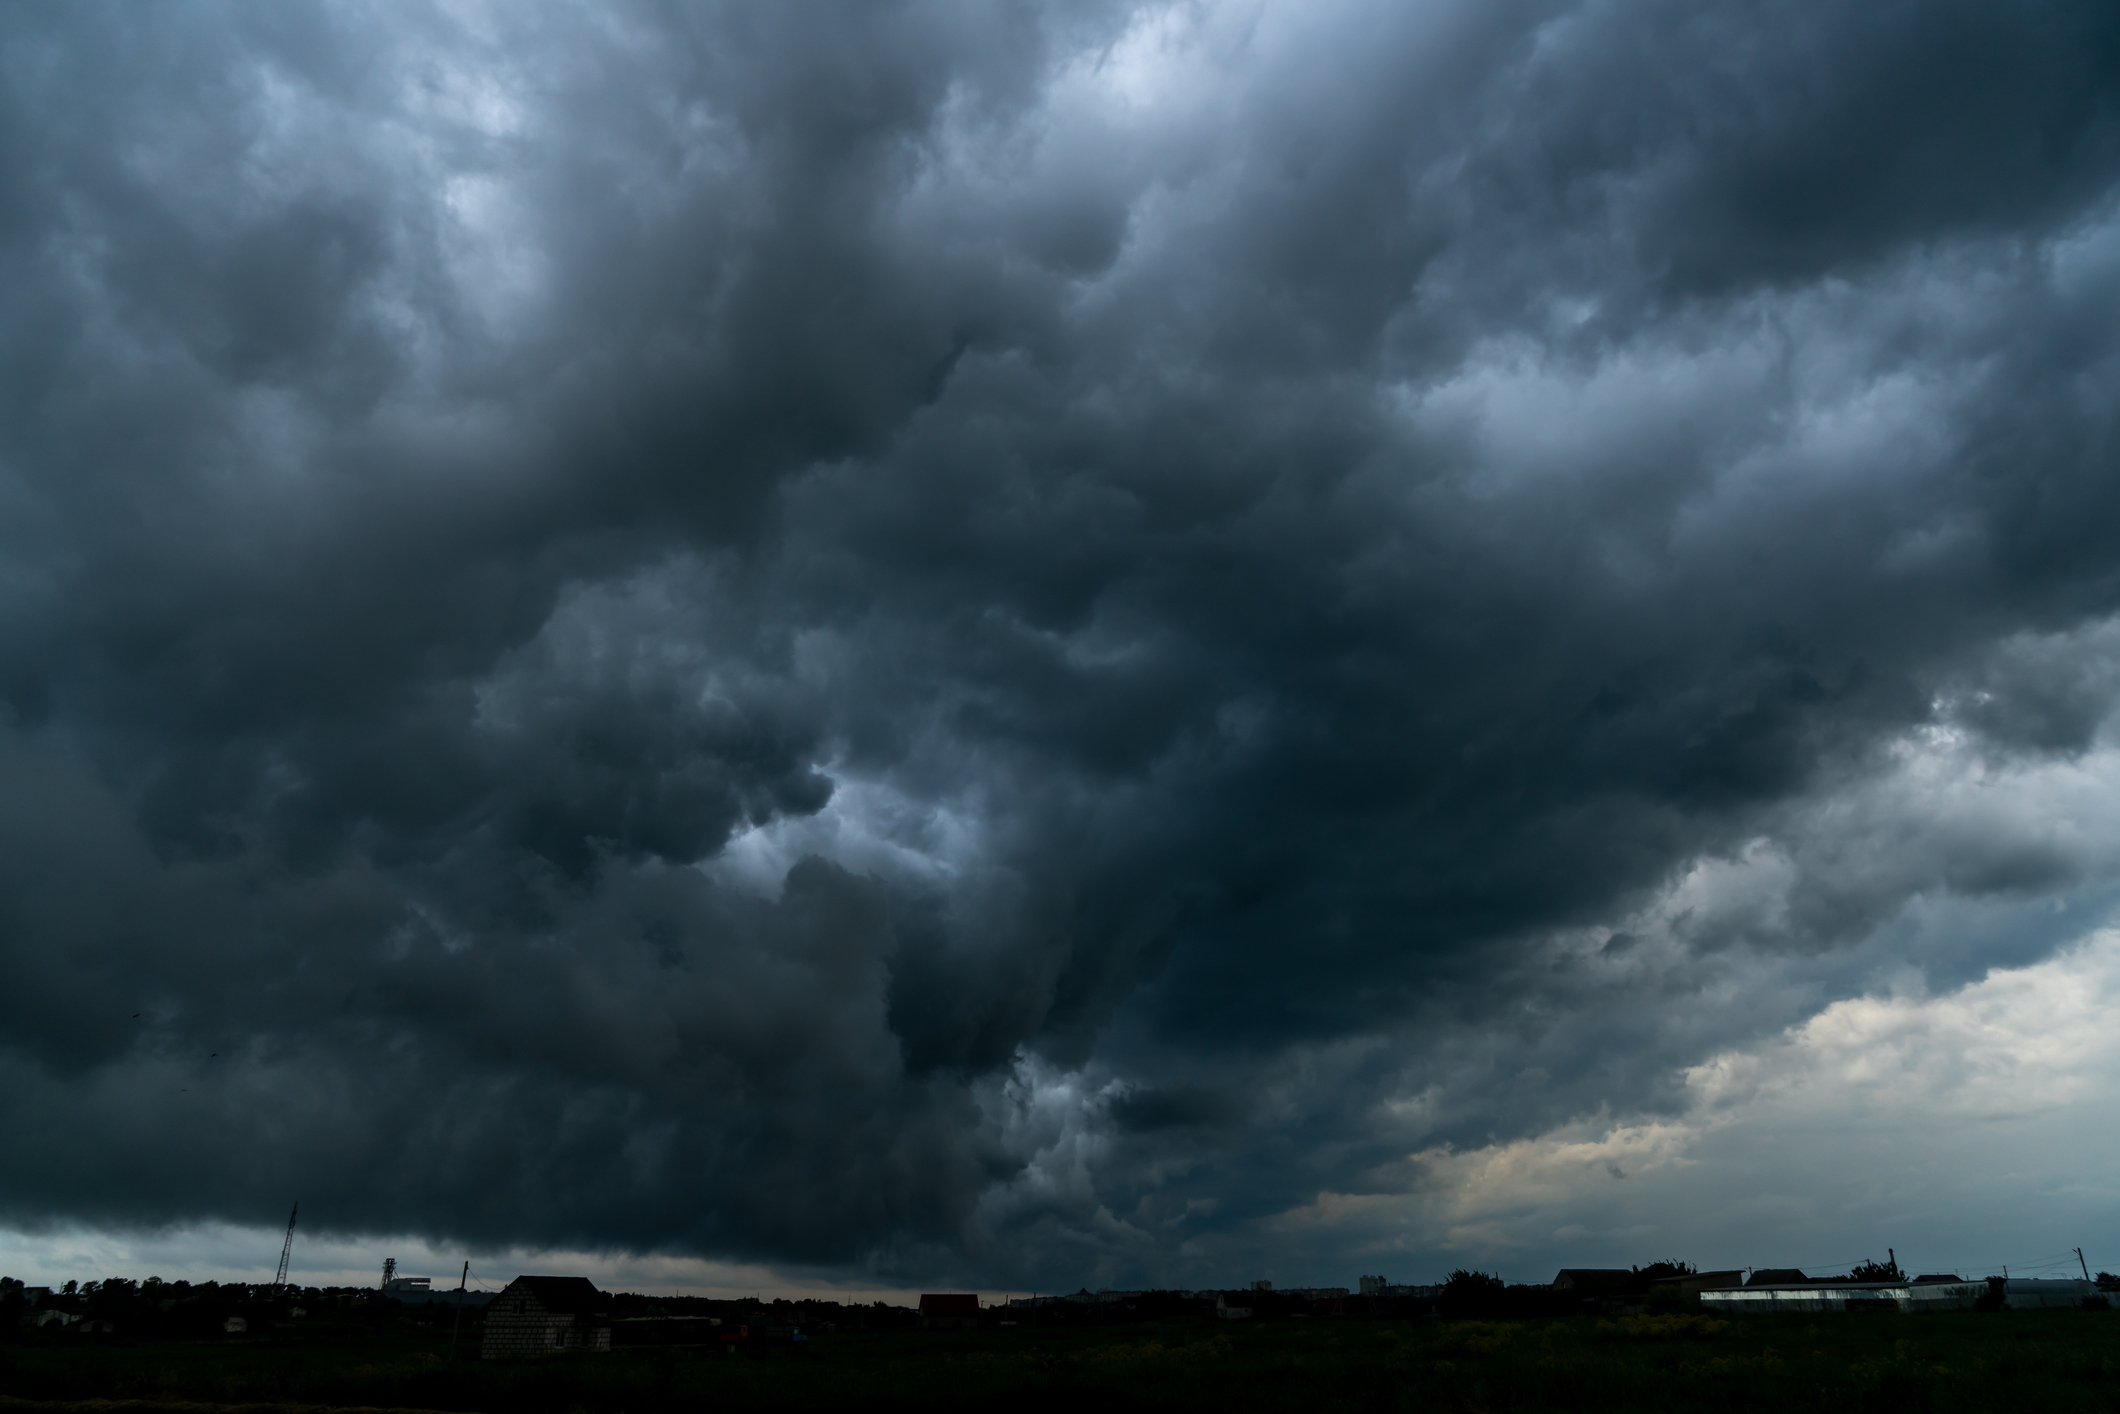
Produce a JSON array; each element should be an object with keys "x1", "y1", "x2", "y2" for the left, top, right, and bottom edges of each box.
[{"x1": 4, "y1": 0, "x2": 2120, "y2": 1286}]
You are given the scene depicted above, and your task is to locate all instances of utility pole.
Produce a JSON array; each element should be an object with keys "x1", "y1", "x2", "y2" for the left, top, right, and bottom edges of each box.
[
  {"x1": 272, "y1": 1203, "x2": 298, "y2": 1290},
  {"x1": 2078, "y1": 1248, "x2": 2092, "y2": 1282},
  {"x1": 450, "y1": 1262, "x2": 469, "y2": 1357}
]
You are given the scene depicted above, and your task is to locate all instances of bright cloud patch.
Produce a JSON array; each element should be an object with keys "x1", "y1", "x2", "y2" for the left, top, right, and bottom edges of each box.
[{"x1": 1286, "y1": 931, "x2": 2120, "y2": 1279}]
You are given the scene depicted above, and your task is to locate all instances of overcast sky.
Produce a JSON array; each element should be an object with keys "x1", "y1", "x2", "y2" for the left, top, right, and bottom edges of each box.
[{"x1": 3, "y1": 0, "x2": 2119, "y2": 1297}]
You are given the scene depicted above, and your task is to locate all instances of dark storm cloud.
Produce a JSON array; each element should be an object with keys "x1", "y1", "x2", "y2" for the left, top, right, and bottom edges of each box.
[{"x1": 3, "y1": 0, "x2": 2120, "y2": 1286}]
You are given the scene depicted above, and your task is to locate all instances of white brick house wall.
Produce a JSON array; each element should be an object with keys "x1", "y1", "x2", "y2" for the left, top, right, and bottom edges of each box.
[{"x1": 479, "y1": 1277, "x2": 612, "y2": 1359}]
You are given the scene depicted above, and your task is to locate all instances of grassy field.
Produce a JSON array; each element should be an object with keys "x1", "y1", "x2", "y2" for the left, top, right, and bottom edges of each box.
[{"x1": 2, "y1": 1310, "x2": 2115, "y2": 1413}]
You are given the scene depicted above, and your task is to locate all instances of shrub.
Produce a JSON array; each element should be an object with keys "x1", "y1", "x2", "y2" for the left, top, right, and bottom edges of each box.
[{"x1": 1595, "y1": 1315, "x2": 1728, "y2": 1341}]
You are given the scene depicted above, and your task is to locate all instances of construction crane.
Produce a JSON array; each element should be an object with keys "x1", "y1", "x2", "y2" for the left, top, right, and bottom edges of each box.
[{"x1": 272, "y1": 1202, "x2": 298, "y2": 1288}]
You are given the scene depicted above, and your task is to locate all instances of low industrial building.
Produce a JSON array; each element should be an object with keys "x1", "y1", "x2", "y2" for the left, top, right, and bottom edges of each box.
[
  {"x1": 479, "y1": 1276, "x2": 610, "y2": 1358},
  {"x1": 1702, "y1": 1277, "x2": 2101, "y2": 1314},
  {"x1": 1989, "y1": 1279, "x2": 2105, "y2": 1309}
]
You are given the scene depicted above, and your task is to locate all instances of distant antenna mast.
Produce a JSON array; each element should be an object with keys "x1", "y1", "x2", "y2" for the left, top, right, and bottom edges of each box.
[
  {"x1": 272, "y1": 1202, "x2": 298, "y2": 1287},
  {"x1": 381, "y1": 1258, "x2": 396, "y2": 1288},
  {"x1": 450, "y1": 1261, "x2": 470, "y2": 1356}
]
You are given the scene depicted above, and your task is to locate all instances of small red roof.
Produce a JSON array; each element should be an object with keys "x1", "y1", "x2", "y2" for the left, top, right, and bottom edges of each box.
[{"x1": 919, "y1": 1293, "x2": 980, "y2": 1315}]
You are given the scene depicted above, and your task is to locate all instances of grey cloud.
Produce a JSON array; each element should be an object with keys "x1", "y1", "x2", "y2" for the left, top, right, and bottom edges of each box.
[
  {"x1": 2, "y1": 0, "x2": 2120, "y2": 1288},
  {"x1": 1107, "y1": 1083, "x2": 1245, "y2": 1135}
]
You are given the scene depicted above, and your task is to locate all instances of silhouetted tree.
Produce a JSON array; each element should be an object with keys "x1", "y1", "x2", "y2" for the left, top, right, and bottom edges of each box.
[
  {"x1": 1440, "y1": 1269, "x2": 1507, "y2": 1318},
  {"x1": 1636, "y1": 1260, "x2": 1696, "y2": 1282},
  {"x1": 1847, "y1": 1257, "x2": 1905, "y2": 1283},
  {"x1": 1445, "y1": 1269, "x2": 1504, "y2": 1293}
]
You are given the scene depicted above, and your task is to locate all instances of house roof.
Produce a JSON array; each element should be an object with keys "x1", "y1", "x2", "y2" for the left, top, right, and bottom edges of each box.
[
  {"x1": 502, "y1": 1276, "x2": 603, "y2": 1314},
  {"x1": 1649, "y1": 1270, "x2": 1746, "y2": 1289},
  {"x1": 919, "y1": 1293, "x2": 980, "y2": 1315},
  {"x1": 1747, "y1": 1269, "x2": 1810, "y2": 1286},
  {"x1": 1552, "y1": 1269, "x2": 1632, "y2": 1289}
]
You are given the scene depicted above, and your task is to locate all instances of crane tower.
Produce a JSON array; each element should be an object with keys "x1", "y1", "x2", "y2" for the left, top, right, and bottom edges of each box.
[{"x1": 272, "y1": 1202, "x2": 298, "y2": 1287}]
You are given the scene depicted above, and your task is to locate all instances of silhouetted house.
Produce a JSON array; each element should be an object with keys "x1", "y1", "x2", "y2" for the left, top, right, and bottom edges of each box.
[
  {"x1": 918, "y1": 1294, "x2": 980, "y2": 1330},
  {"x1": 1551, "y1": 1269, "x2": 1632, "y2": 1293},
  {"x1": 1747, "y1": 1269, "x2": 1810, "y2": 1286},
  {"x1": 1215, "y1": 1292, "x2": 1253, "y2": 1320},
  {"x1": 480, "y1": 1276, "x2": 611, "y2": 1358},
  {"x1": 1648, "y1": 1270, "x2": 1745, "y2": 1297}
]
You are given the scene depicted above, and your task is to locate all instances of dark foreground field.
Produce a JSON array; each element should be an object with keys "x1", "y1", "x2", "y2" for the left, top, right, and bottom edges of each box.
[{"x1": 2, "y1": 1311, "x2": 2115, "y2": 1413}]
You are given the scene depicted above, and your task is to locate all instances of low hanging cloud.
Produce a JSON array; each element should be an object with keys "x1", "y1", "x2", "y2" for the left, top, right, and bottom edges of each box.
[{"x1": 3, "y1": 0, "x2": 2120, "y2": 1289}]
